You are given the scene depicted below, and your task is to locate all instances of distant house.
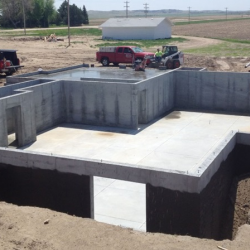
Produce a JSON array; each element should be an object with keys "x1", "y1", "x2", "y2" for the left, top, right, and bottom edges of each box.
[{"x1": 100, "y1": 17, "x2": 172, "y2": 40}]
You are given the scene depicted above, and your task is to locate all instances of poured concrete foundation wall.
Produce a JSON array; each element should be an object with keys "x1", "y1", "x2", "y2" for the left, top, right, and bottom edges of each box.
[
  {"x1": 1, "y1": 144, "x2": 249, "y2": 239},
  {"x1": 0, "y1": 164, "x2": 92, "y2": 218},
  {"x1": 6, "y1": 107, "x2": 15, "y2": 134},
  {"x1": 25, "y1": 81, "x2": 66, "y2": 132},
  {"x1": 0, "y1": 90, "x2": 36, "y2": 147},
  {"x1": 138, "y1": 72, "x2": 174, "y2": 123},
  {"x1": 174, "y1": 71, "x2": 250, "y2": 113},
  {"x1": 147, "y1": 144, "x2": 249, "y2": 239},
  {"x1": 64, "y1": 81, "x2": 138, "y2": 129}
]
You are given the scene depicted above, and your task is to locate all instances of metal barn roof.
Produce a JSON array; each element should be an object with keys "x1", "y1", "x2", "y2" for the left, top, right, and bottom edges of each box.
[{"x1": 100, "y1": 17, "x2": 172, "y2": 28}]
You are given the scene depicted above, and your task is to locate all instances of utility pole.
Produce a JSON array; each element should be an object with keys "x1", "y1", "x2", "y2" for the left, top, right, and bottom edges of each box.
[
  {"x1": 22, "y1": 0, "x2": 26, "y2": 35},
  {"x1": 124, "y1": 1, "x2": 129, "y2": 18},
  {"x1": 225, "y1": 7, "x2": 228, "y2": 20},
  {"x1": 144, "y1": 3, "x2": 149, "y2": 18},
  {"x1": 188, "y1": 7, "x2": 191, "y2": 23},
  {"x1": 68, "y1": 0, "x2": 70, "y2": 46}
]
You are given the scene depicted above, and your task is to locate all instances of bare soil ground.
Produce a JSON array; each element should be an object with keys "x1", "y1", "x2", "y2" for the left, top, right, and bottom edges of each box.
[
  {"x1": 0, "y1": 201, "x2": 250, "y2": 250},
  {"x1": 173, "y1": 19, "x2": 250, "y2": 40},
  {"x1": 0, "y1": 30, "x2": 250, "y2": 249},
  {"x1": 0, "y1": 34, "x2": 249, "y2": 86}
]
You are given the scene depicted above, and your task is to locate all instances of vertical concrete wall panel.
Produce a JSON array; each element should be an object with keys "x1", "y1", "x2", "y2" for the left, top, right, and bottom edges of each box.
[
  {"x1": 0, "y1": 92, "x2": 36, "y2": 147},
  {"x1": 188, "y1": 71, "x2": 202, "y2": 108},
  {"x1": 0, "y1": 99, "x2": 8, "y2": 147},
  {"x1": 64, "y1": 81, "x2": 137, "y2": 128},
  {"x1": 214, "y1": 73, "x2": 230, "y2": 110},
  {"x1": 41, "y1": 84, "x2": 53, "y2": 129},
  {"x1": 175, "y1": 71, "x2": 250, "y2": 114},
  {"x1": 201, "y1": 73, "x2": 215, "y2": 110},
  {"x1": 139, "y1": 73, "x2": 175, "y2": 123},
  {"x1": 51, "y1": 81, "x2": 65, "y2": 125},
  {"x1": 18, "y1": 92, "x2": 36, "y2": 146},
  {"x1": 26, "y1": 82, "x2": 65, "y2": 132},
  {"x1": 233, "y1": 74, "x2": 249, "y2": 112},
  {"x1": 174, "y1": 71, "x2": 188, "y2": 107},
  {"x1": 117, "y1": 84, "x2": 136, "y2": 128}
]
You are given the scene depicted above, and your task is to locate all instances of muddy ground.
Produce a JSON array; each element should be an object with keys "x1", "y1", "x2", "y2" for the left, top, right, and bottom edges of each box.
[{"x1": 0, "y1": 34, "x2": 250, "y2": 249}]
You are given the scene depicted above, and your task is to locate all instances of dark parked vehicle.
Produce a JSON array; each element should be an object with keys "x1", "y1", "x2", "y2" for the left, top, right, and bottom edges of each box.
[{"x1": 0, "y1": 49, "x2": 22, "y2": 76}]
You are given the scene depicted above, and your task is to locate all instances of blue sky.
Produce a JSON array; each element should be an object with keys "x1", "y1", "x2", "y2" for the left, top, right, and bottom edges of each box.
[{"x1": 54, "y1": 0, "x2": 249, "y2": 11}]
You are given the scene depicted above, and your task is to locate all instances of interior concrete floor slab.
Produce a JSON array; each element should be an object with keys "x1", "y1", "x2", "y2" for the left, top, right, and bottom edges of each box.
[{"x1": 20, "y1": 110, "x2": 250, "y2": 231}]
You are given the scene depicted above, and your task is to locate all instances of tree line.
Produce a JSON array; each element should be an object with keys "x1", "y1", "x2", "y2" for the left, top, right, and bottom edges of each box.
[{"x1": 0, "y1": 0, "x2": 89, "y2": 28}]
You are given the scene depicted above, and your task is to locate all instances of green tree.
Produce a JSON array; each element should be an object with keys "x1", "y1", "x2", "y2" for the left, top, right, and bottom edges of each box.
[
  {"x1": 26, "y1": 0, "x2": 55, "y2": 28},
  {"x1": 82, "y1": 5, "x2": 89, "y2": 24},
  {"x1": 27, "y1": 0, "x2": 44, "y2": 27},
  {"x1": 57, "y1": 1, "x2": 89, "y2": 26},
  {"x1": 43, "y1": 0, "x2": 55, "y2": 27},
  {"x1": 0, "y1": 0, "x2": 23, "y2": 28},
  {"x1": 70, "y1": 4, "x2": 83, "y2": 26},
  {"x1": 57, "y1": 0, "x2": 67, "y2": 25},
  {"x1": 0, "y1": 0, "x2": 55, "y2": 28}
]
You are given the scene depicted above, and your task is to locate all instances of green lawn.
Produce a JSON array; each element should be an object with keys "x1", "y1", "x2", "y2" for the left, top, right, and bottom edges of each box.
[
  {"x1": 95, "y1": 37, "x2": 187, "y2": 49},
  {"x1": 0, "y1": 28, "x2": 102, "y2": 37},
  {"x1": 184, "y1": 41, "x2": 250, "y2": 57}
]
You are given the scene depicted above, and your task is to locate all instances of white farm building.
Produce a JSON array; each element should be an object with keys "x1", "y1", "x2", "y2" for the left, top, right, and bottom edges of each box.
[{"x1": 100, "y1": 17, "x2": 172, "y2": 40}]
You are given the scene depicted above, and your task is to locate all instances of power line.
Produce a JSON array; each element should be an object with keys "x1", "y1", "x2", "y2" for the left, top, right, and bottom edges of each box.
[
  {"x1": 124, "y1": 1, "x2": 129, "y2": 18},
  {"x1": 144, "y1": 3, "x2": 149, "y2": 18}
]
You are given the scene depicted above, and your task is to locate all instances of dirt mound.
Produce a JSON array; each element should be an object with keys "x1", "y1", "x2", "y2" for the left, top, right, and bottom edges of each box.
[
  {"x1": 0, "y1": 201, "x2": 250, "y2": 250},
  {"x1": 184, "y1": 54, "x2": 250, "y2": 72}
]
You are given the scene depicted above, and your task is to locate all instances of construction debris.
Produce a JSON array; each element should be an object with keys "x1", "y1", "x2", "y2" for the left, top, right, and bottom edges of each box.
[
  {"x1": 245, "y1": 62, "x2": 250, "y2": 68},
  {"x1": 217, "y1": 246, "x2": 228, "y2": 250},
  {"x1": 44, "y1": 34, "x2": 64, "y2": 42}
]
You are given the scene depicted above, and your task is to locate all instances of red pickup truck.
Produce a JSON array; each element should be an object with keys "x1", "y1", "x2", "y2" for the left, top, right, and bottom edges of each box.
[{"x1": 96, "y1": 46, "x2": 154, "y2": 66}]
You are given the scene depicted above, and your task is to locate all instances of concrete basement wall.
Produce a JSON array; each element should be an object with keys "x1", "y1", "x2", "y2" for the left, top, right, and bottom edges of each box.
[
  {"x1": 0, "y1": 164, "x2": 92, "y2": 218},
  {"x1": 23, "y1": 81, "x2": 66, "y2": 132},
  {"x1": 138, "y1": 72, "x2": 174, "y2": 123},
  {"x1": 0, "y1": 90, "x2": 36, "y2": 147},
  {"x1": 0, "y1": 79, "x2": 43, "y2": 98},
  {"x1": 64, "y1": 80, "x2": 138, "y2": 129},
  {"x1": 174, "y1": 71, "x2": 250, "y2": 113}
]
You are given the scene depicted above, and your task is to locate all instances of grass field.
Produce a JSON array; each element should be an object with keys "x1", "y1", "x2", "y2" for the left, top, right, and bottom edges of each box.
[
  {"x1": 0, "y1": 28, "x2": 102, "y2": 37},
  {"x1": 95, "y1": 37, "x2": 187, "y2": 48},
  {"x1": 184, "y1": 42, "x2": 250, "y2": 57}
]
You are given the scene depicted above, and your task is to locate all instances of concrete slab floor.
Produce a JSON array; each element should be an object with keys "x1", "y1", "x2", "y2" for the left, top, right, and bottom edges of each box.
[
  {"x1": 33, "y1": 67, "x2": 166, "y2": 81},
  {"x1": 94, "y1": 177, "x2": 146, "y2": 232},
  {"x1": 20, "y1": 111, "x2": 250, "y2": 231}
]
